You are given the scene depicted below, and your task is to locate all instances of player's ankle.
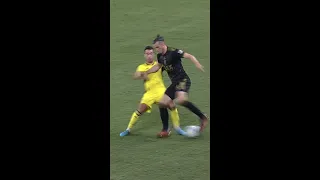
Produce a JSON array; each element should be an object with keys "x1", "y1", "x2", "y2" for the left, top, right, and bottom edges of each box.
[
  {"x1": 162, "y1": 128, "x2": 170, "y2": 132},
  {"x1": 173, "y1": 125, "x2": 179, "y2": 129},
  {"x1": 169, "y1": 107, "x2": 176, "y2": 111},
  {"x1": 168, "y1": 103, "x2": 176, "y2": 110},
  {"x1": 200, "y1": 113, "x2": 208, "y2": 120},
  {"x1": 174, "y1": 126, "x2": 183, "y2": 131}
]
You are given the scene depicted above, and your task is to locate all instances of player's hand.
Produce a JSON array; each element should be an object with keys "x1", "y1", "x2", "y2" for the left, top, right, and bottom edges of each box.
[
  {"x1": 141, "y1": 72, "x2": 149, "y2": 80},
  {"x1": 196, "y1": 63, "x2": 205, "y2": 72}
]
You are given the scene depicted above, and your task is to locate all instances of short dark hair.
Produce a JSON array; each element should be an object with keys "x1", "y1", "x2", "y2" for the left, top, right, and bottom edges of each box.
[
  {"x1": 153, "y1": 34, "x2": 164, "y2": 44},
  {"x1": 144, "y1": 46, "x2": 153, "y2": 52}
]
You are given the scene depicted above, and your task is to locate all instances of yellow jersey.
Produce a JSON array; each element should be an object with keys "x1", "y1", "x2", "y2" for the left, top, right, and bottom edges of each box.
[{"x1": 136, "y1": 61, "x2": 166, "y2": 92}]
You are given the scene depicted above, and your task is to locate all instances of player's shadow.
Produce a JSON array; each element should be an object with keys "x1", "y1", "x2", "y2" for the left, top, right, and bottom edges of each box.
[
  {"x1": 124, "y1": 132, "x2": 161, "y2": 143},
  {"x1": 181, "y1": 134, "x2": 205, "y2": 141}
]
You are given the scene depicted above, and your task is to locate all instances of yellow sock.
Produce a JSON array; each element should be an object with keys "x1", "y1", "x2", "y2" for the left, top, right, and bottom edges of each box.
[
  {"x1": 169, "y1": 108, "x2": 180, "y2": 128},
  {"x1": 127, "y1": 110, "x2": 142, "y2": 130}
]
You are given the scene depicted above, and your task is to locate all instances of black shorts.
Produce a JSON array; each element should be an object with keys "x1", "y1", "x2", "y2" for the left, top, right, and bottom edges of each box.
[{"x1": 165, "y1": 78, "x2": 191, "y2": 100}]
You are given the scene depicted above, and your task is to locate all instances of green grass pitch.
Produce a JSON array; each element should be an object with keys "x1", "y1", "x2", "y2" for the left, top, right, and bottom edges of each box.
[{"x1": 110, "y1": 0, "x2": 210, "y2": 179}]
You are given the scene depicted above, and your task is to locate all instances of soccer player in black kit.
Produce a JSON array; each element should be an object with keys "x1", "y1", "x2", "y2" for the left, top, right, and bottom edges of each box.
[{"x1": 142, "y1": 35, "x2": 209, "y2": 136}]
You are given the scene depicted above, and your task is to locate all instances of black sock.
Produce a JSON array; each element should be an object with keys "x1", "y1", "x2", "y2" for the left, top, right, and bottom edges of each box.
[
  {"x1": 182, "y1": 101, "x2": 205, "y2": 119},
  {"x1": 159, "y1": 107, "x2": 169, "y2": 131}
]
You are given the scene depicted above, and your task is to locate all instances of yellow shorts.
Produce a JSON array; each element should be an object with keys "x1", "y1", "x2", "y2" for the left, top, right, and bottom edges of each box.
[{"x1": 140, "y1": 87, "x2": 166, "y2": 111}]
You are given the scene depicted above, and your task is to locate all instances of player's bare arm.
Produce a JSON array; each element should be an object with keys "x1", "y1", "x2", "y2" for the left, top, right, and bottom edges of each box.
[
  {"x1": 133, "y1": 71, "x2": 146, "y2": 80},
  {"x1": 183, "y1": 52, "x2": 205, "y2": 72},
  {"x1": 140, "y1": 63, "x2": 162, "y2": 80},
  {"x1": 146, "y1": 63, "x2": 162, "y2": 74}
]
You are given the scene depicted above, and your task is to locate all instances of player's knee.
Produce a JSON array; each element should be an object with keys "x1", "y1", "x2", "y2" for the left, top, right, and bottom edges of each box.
[
  {"x1": 167, "y1": 100, "x2": 176, "y2": 109},
  {"x1": 158, "y1": 101, "x2": 168, "y2": 108},
  {"x1": 175, "y1": 96, "x2": 188, "y2": 105},
  {"x1": 159, "y1": 99, "x2": 170, "y2": 107},
  {"x1": 138, "y1": 104, "x2": 149, "y2": 114}
]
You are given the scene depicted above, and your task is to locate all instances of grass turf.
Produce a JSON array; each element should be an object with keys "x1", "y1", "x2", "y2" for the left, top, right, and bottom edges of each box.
[{"x1": 110, "y1": 0, "x2": 210, "y2": 179}]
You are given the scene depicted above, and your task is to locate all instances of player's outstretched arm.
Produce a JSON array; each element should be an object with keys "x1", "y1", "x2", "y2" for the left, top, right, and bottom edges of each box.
[
  {"x1": 146, "y1": 63, "x2": 162, "y2": 74},
  {"x1": 140, "y1": 63, "x2": 162, "y2": 80},
  {"x1": 183, "y1": 53, "x2": 205, "y2": 72}
]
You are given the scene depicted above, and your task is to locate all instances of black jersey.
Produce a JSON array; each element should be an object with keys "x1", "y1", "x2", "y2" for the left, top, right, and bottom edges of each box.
[{"x1": 157, "y1": 47, "x2": 189, "y2": 83}]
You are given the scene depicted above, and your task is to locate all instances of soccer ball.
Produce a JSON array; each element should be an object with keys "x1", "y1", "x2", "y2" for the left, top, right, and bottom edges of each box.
[{"x1": 185, "y1": 125, "x2": 201, "y2": 137}]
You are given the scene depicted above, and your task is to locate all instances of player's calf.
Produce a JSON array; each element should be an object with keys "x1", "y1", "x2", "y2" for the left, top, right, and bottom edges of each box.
[
  {"x1": 175, "y1": 92, "x2": 209, "y2": 131},
  {"x1": 159, "y1": 107, "x2": 169, "y2": 132},
  {"x1": 167, "y1": 106, "x2": 187, "y2": 136},
  {"x1": 120, "y1": 103, "x2": 149, "y2": 137}
]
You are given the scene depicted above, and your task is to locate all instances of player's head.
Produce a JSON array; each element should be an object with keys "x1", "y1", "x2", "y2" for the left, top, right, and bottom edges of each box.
[
  {"x1": 153, "y1": 34, "x2": 166, "y2": 54},
  {"x1": 144, "y1": 46, "x2": 154, "y2": 63}
]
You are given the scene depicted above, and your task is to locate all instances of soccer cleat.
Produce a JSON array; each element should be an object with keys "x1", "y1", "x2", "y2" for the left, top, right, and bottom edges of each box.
[
  {"x1": 174, "y1": 127, "x2": 187, "y2": 136},
  {"x1": 200, "y1": 114, "x2": 209, "y2": 132},
  {"x1": 120, "y1": 130, "x2": 130, "y2": 137},
  {"x1": 157, "y1": 129, "x2": 171, "y2": 138}
]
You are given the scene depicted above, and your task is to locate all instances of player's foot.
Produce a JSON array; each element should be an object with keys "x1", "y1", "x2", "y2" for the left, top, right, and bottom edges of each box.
[
  {"x1": 174, "y1": 127, "x2": 187, "y2": 136},
  {"x1": 120, "y1": 129, "x2": 130, "y2": 137},
  {"x1": 157, "y1": 129, "x2": 171, "y2": 138},
  {"x1": 200, "y1": 114, "x2": 209, "y2": 132}
]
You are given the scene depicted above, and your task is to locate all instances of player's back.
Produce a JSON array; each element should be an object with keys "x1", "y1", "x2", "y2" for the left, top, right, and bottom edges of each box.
[{"x1": 137, "y1": 61, "x2": 166, "y2": 92}]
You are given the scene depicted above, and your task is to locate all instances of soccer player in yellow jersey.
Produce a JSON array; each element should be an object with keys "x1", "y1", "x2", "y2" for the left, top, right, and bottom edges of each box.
[{"x1": 120, "y1": 46, "x2": 187, "y2": 137}]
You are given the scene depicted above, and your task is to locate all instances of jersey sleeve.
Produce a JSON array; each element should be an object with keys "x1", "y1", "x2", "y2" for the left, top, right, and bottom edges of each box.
[
  {"x1": 136, "y1": 65, "x2": 144, "y2": 72},
  {"x1": 174, "y1": 48, "x2": 185, "y2": 58}
]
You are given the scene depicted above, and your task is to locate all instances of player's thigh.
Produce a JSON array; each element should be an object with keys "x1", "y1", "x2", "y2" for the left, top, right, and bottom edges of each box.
[
  {"x1": 164, "y1": 84, "x2": 176, "y2": 101},
  {"x1": 175, "y1": 78, "x2": 191, "y2": 104},
  {"x1": 140, "y1": 92, "x2": 156, "y2": 111},
  {"x1": 154, "y1": 88, "x2": 166, "y2": 104}
]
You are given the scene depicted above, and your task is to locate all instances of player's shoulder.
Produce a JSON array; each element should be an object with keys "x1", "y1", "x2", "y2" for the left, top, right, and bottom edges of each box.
[
  {"x1": 167, "y1": 47, "x2": 184, "y2": 58},
  {"x1": 136, "y1": 63, "x2": 147, "y2": 71},
  {"x1": 137, "y1": 61, "x2": 158, "y2": 68},
  {"x1": 137, "y1": 63, "x2": 146, "y2": 68},
  {"x1": 168, "y1": 46, "x2": 182, "y2": 51},
  {"x1": 168, "y1": 47, "x2": 183, "y2": 53},
  {"x1": 167, "y1": 47, "x2": 177, "y2": 52}
]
